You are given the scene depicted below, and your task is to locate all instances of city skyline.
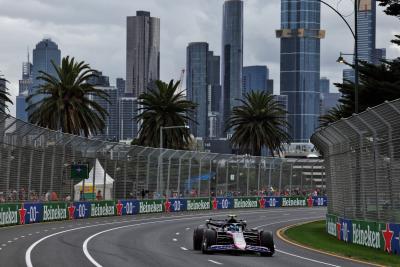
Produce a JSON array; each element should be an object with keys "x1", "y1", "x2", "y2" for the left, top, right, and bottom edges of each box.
[{"x1": 0, "y1": 0, "x2": 398, "y2": 117}]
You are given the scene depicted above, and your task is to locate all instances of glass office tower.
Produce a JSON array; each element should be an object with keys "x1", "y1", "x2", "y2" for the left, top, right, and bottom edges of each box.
[
  {"x1": 186, "y1": 42, "x2": 209, "y2": 138},
  {"x1": 243, "y1": 66, "x2": 270, "y2": 95},
  {"x1": 126, "y1": 11, "x2": 160, "y2": 97},
  {"x1": 221, "y1": 0, "x2": 243, "y2": 136},
  {"x1": 277, "y1": 0, "x2": 325, "y2": 142}
]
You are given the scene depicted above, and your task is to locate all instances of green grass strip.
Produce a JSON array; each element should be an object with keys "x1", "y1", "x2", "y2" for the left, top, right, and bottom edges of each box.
[{"x1": 284, "y1": 221, "x2": 400, "y2": 267}]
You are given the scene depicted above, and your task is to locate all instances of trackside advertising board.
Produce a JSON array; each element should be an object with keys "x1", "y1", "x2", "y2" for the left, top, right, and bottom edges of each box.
[
  {"x1": 0, "y1": 196, "x2": 327, "y2": 228},
  {"x1": 326, "y1": 214, "x2": 400, "y2": 256}
]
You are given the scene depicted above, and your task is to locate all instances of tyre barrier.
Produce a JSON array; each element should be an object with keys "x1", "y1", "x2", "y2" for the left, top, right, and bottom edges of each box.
[
  {"x1": 326, "y1": 214, "x2": 400, "y2": 256},
  {"x1": 0, "y1": 196, "x2": 327, "y2": 227}
]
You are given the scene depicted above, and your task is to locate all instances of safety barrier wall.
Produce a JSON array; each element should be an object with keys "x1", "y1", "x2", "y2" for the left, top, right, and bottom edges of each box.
[
  {"x1": 326, "y1": 214, "x2": 400, "y2": 256},
  {"x1": 0, "y1": 196, "x2": 327, "y2": 227}
]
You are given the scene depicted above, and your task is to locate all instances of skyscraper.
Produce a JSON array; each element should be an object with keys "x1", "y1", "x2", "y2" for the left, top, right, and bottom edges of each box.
[
  {"x1": 116, "y1": 78, "x2": 126, "y2": 97},
  {"x1": 242, "y1": 66, "x2": 271, "y2": 95},
  {"x1": 126, "y1": 11, "x2": 160, "y2": 97},
  {"x1": 277, "y1": 0, "x2": 325, "y2": 142},
  {"x1": 207, "y1": 51, "x2": 221, "y2": 138},
  {"x1": 119, "y1": 96, "x2": 138, "y2": 141},
  {"x1": 357, "y1": 0, "x2": 376, "y2": 63},
  {"x1": 30, "y1": 38, "x2": 61, "y2": 107},
  {"x1": 221, "y1": 0, "x2": 243, "y2": 136},
  {"x1": 16, "y1": 61, "x2": 32, "y2": 121},
  {"x1": 90, "y1": 86, "x2": 119, "y2": 141},
  {"x1": 31, "y1": 38, "x2": 61, "y2": 94}
]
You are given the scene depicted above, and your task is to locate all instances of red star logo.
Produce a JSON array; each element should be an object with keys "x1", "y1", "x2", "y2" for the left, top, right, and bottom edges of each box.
[
  {"x1": 336, "y1": 223, "x2": 341, "y2": 240},
  {"x1": 382, "y1": 224, "x2": 394, "y2": 253},
  {"x1": 68, "y1": 204, "x2": 76, "y2": 220},
  {"x1": 164, "y1": 199, "x2": 171, "y2": 212},
  {"x1": 259, "y1": 198, "x2": 266, "y2": 208},
  {"x1": 116, "y1": 200, "x2": 123, "y2": 215},
  {"x1": 212, "y1": 198, "x2": 218, "y2": 210},
  {"x1": 307, "y1": 196, "x2": 314, "y2": 207},
  {"x1": 18, "y1": 204, "x2": 27, "y2": 225}
]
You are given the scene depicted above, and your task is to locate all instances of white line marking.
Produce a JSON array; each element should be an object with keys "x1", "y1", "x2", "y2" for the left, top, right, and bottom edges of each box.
[
  {"x1": 208, "y1": 259, "x2": 223, "y2": 265},
  {"x1": 21, "y1": 236, "x2": 25, "y2": 238},
  {"x1": 0, "y1": 247, "x2": 2, "y2": 251},
  {"x1": 52, "y1": 228, "x2": 57, "y2": 230},
  {"x1": 28, "y1": 234, "x2": 32, "y2": 236},
  {"x1": 277, "y1": 249, "x2": 340, "y2": 267},
  {"x1": 284, "y1": 214, "x2": 290, "y2": 216},
  {"x1": 185, "y1": 228, "x2": 190, "y2": 231},
  {"x1": 13, "y1": 238, "x2": 18, "y2": 240},
  {"x1": 176, "y1": 232, "x2": 180, "y2": 235},
  {"x1": 2, "y1": 244, "x2": 6, "y2": 247},
  {"x1": 35, "y1": 232, "x2": 39, "y2": 234},
  {"x1": 7, "y1": 241, "x2": 12, "y2": 243},
  {"x1": 172, "y1": 238, "x2": 178, "y2": 242},
  {"x1": 180, "y1": 247, "x2": 188, "y2": 251}
]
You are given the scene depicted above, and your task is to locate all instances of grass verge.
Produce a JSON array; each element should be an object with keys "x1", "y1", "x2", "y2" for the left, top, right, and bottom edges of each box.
[{"x1": 283, "y1": 221, "x2": 400, "y2": 267}]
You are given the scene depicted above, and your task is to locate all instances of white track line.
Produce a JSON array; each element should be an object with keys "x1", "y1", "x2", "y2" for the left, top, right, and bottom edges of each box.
[
  {"x1": 254, "y1": 217, "x2": 341, "y2": 267},
  {"x1": 180, "y1": 247, "x2": 188, "y2": 251},
  {"x1": 26, "y1": 210, "x2": 281, "y2": 267},
  {"x1": 208, "y1": 259, "x2": 223, "y2": 265},
  {"x1": 276, "y1": 250, "x2": 340, "y2": 267}
]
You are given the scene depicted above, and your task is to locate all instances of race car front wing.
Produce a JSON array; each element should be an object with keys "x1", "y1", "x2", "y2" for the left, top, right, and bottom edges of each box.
[{"x1": 208, "y1": 244, "x2": 272, "y2": 253}]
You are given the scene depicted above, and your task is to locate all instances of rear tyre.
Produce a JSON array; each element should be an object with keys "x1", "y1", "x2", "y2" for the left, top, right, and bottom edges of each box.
[
  {"x1": 193, "y1": 227, "x2": 204, "y2": 250},
  {"x1": 202, "y1": 229, "x2": 217, "y2": 254},
  {"x1": 260, "y1": 231, "x2": 275, "y2": 257}
]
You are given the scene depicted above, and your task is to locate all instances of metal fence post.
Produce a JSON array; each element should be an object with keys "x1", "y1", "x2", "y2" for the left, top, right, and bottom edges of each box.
[
  {"x1": 177, "y1": 152, "x2": 188, "y2": 198},
  {"x1": 166, "y1": 151, "x2": 178, "y2": 198},
  {"x1": 279, "y1": 161, "x2": 283, "y2": 195},
  {"x1": 357, "y1": 115, "x2": 381, "y2": 221},
  {"x1": 198, "y1": 154, "x2": 207, "y2": 198}
]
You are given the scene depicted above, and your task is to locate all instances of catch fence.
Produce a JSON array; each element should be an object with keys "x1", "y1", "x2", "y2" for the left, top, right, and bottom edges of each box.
[
  {"x1": 312, "y1": 99, "x2": 400, "y2": 223},
  {"x1": 0, "y1": 112, "x2": 324, "y2": 203}
]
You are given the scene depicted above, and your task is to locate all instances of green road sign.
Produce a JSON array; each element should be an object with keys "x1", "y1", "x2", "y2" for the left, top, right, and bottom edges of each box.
[{"x1": 71, "y1": 164, "x2": 89, "y2": 180}]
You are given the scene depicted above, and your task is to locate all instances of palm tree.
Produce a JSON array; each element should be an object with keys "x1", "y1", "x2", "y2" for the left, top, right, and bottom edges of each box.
[
  {"x1": 136, "y1": 80, "x2": 197, "y2": 149},
  {"x1": 0, "y1": 76, "x2": 13, "y2": 113},
  {"x1": 26, "y1": 56, "x2": 109, "y2": 137},
  {"x1": 226, "y1": 91, "x2": 291, "y2": 156}
]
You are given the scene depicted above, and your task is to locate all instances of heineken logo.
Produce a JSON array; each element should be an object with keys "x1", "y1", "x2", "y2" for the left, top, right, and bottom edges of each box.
[
  {"x1": 282, "y1": 198, "x2": 306, "y2": 207},
  {"x1": 234, "y1": 199, "x2": 258, "y2": 209},
  {"x1": 43, "y1": 205, "x2": 67, "y2": 221},
  {"x1": 352, "y1": 223, "x2": 380, "y2": 249},
  {"x1": 139, "y1": 202, "x2": 163, "y2": 214},
  {"x1": 91, "y1": 203, "x2": 115, "y2": 217},
  {"x1": 327, "y1": 220, "x2": 337, "y2": 237},
  {"x1": 0, "y1": 206, "x2": 18, "y2": 225},
  {"x1": 187, "y1": 200, "x2": 209, "y2": 211}
]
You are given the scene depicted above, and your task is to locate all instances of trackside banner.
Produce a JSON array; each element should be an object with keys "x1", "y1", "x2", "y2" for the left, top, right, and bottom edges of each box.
[
  {"x1": 326, "y1": 214, "x2": 400, "y2": 256},
  {"x1": 0, "y1": 196, "x2": 327, "y2": 227}
]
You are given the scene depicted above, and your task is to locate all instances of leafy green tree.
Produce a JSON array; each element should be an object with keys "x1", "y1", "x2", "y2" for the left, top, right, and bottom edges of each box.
[
  {"x1": 377, "y1": 0, "x2": 400, "y2": 44},
  {"x1": 136, "y1": 80, "x2": 197, "y2": 150},
  {"x1": 26, "y1": 56, "x2": 109, "y2": 137},
  {"x1": 0, "y1": 76, "x2": 13, "y2": 113},
  {"x1": 226, "y1": 91, "x2": 291, "y2": 156}
]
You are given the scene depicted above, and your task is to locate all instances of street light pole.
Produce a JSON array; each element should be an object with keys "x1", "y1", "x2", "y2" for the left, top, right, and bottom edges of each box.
[{"x1": 318, "y1": 0, "x2": 359, "y2": 114}]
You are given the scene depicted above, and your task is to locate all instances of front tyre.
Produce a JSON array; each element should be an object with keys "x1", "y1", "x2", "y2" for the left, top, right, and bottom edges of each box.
[
  {"x1": 260, "y1": 231, "x2": 275, "y2": 257},
  {"x1": 193, "y1": 227, "x2": 204, "y2": 250},
  {"x1": 202, "y1": 229, "x2": 217, "y2": 254}
]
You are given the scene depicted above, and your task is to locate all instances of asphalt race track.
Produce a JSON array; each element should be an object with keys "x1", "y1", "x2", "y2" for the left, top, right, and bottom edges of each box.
[{"x1": 0, "y1": 208, "x2": 370, "y2": 267}]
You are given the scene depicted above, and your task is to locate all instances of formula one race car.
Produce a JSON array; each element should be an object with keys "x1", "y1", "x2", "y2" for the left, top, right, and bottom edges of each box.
[{"x1": 193, "y1": 215, "x2": 274, "y2": 256}]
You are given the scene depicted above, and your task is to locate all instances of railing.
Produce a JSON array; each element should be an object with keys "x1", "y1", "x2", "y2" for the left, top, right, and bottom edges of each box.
[{"x1": 0, "y1": 112, "x2": 325, "y2": 204}]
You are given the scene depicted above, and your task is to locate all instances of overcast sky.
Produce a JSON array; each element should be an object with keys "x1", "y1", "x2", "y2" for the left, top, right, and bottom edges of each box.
[{"x1": 0, "y1": 0, "x2": 399, "y2": 116}]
